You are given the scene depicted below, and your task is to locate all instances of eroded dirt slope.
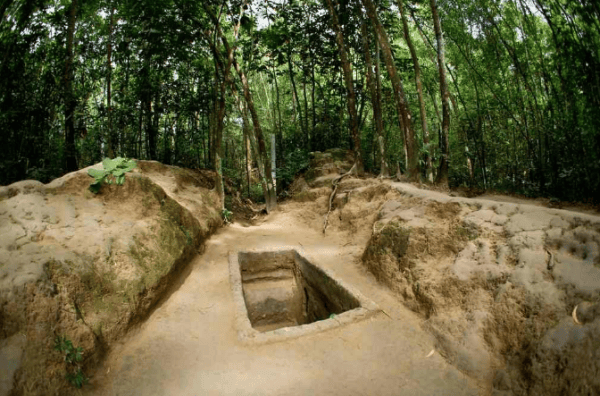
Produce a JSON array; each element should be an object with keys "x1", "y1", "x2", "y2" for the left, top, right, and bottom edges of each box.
[
  {"x1": 362, "y1": 182, "x2": 600, "y2": 395},
  {"x1": 0, "y1": 161, "x2": 221, "y2": 395}
]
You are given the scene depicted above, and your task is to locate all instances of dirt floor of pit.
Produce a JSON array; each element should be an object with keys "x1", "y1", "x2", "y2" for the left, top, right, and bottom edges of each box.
[{"x1": 82, "y1": 198, "x2": 481, "y2": 396}]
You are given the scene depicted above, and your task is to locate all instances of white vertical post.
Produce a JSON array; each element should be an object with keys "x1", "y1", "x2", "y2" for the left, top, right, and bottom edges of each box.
[{"x1": 271, "y1": 134, "x2": 276, "y2": 189}]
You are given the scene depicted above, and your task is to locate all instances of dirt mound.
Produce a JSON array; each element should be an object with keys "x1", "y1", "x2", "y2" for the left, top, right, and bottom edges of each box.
[
  {"x1": 287, "y1": 149, "x2": 404, "y2": 240},
  {"x1": 0, "y1": 161, "x2": 221, "y2": 395},
  {"x1": 361, "y1": 182, "x2": 600, "y2": 395},
  {"x1": 289, "y1": 148, "x2": 355, "y2": 193}
]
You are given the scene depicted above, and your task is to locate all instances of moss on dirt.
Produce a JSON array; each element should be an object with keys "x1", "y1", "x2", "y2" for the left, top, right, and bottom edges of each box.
[
  {"x1": 454, "y1": 222, "x2": 479, "y2": 241},
  {"x1": 365, "y1": 222, "x2": 410, "y2": 260},
  {"x1": 487, "y1": 284, "x2": 558, "y2": 355},
  {"x1": 172, "y1": 168, "x2": 215, "y2": 191},
  {"x1": 303, "y1": 149, "x2": 354, "y2": 184},
  {"x1": 79, "y1": 261, "x2": 118, "y2": 311},
  {"x1": 362, "y1": 222, "x2": 413, "y2": 297}
]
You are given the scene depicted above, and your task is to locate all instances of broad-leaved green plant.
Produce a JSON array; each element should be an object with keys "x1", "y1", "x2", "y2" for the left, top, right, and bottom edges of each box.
[
  {"x1": 54, "y1": 335, "x2": 88, "y2": 388},
  {"x1": 88, "y1": 157, "x2": 137, "y2": 193}
]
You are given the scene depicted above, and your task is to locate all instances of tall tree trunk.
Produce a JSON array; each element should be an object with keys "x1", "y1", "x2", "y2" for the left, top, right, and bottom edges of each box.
[
  {"x1": 360, "y1": 0, "x2": 419, "y2": 180},
  {"x1": 264, "y1": 6, "x2": 285, "y2": 162},
  {"x1": 325, "y1": 0, "x2": 364, "y2": 174},
  {"x1": 234, "y1": 88, "x2": 263, "y2": 191},
  {"x1": 233, "y1": 81, "x2": 271, "y2": 202},
  {"x1": 287, "y1": 44, "x2": 306, "y2": 144},
  {"x1": 361, "y1": 20, "x2": 388, "y2": 177},
  {"x1": 199, "y1": 4, "x2": 240, "y2": 211},
  {"x1": 397, "y1": 0, "x2": 431, "y2": 181},
  {"x1": 430, "y1": 0, "x2": 450, "y2": 186},
  {"x1": 208, "y1": 83, "x2": 215, "y2": 166},
  {"x1": 210, "y1": 45, "x2": 232, "y2": 211},
  {"x1": 64, "y1": 0, "x2": 79, "y2": 172},
  {"x1": 191, "y1": 111, "x2": 200, "y2": 167},
  {"x1": 106, "y1": 3, "x2": 114, "y2": 158},
  {"x1": 141, "y1": 61, "x2": 157, "y2": 160},
  {"x1": 202, "y1": 33, "x2": 228, "y2": 210},
  {"x1": 272, "y1": 63, "x2": 284, "y2": 164},
  {"x1": 202, "y1": 3, "x2": 277, "y2": 212},
  {"x1": 211, "y1": 68, "x2": 227, "y2": 210},
  {"x1": 137, "y1": 101, "x2": 143, "y2": 158},
  {"x1": 235, "y1": 63, "x2": 277, "y2": 212},
  {"x1": 375, "y1": 37, "x2": 386, "y2": 167},
  {"x1": 302, "y1": 70, "x2": 310, "y2": 150},
  {"x1": 162, "y1": 114, "x2": 173, "y2": 165},
  {"x1": 121, "y1": 37, "x2": 131, "y2": 156},
  {"x1": 410, "y1": 9, "x2": 461, "y2": 114},
  {"x1": 148, "y1": 88, "x2": 160, "y2": 160},
  {"x1": 311, "y1": 53, "x2": 317, "y2": 150},
  {"x1": 243, "y1": 113, "x2": 252, "y2": 198}
]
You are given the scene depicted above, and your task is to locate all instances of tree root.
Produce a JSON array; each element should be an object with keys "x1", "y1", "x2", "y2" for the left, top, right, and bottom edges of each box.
[{"x1": 323, "y1": 163, "x2": 357, "y2": 234}]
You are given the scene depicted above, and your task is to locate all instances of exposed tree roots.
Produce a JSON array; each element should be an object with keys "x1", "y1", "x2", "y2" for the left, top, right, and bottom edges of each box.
[{"x1": 323, "y1": 163, "x2": 357, "y2": 234}]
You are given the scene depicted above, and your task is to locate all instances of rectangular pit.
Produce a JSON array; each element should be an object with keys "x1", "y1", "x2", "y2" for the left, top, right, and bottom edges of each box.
[{"x1": 229, "y1": 248, "x2": 379, "y2": 343}]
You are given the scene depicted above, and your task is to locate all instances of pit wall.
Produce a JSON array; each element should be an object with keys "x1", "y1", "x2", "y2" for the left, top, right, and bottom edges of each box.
[
  {"x1": 239, "y1": 251, "x2": 304, "y2": 328},
  {"x1": 229, "y1": 248, "x2": 379, "y2": 345},
  {"x1": 0, "y1": 161, "x2": 222, "y2": 396},
  {"x1": 294, "y1": 252, "x2": 361, "y2": 316},
  {"x1": 239, "y1": 251, "x2": 361, "y2": 330}
]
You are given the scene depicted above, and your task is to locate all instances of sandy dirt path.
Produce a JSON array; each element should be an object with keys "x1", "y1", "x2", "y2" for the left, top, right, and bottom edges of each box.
[{"x1": 84, "y1": 202, "x2": 480, "y2": 396}]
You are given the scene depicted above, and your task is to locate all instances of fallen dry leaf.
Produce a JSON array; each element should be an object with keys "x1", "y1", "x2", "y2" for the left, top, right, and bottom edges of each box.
[{"x1": 572, "y1": 305, "x2": 581, "y2": 325}]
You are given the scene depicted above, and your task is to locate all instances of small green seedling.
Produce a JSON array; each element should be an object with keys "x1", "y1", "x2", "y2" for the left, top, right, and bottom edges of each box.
[
  {"x1": 54, "y1": 335, "x2": 88, "y2": 388},
  {"x1": 88, "y1": 157, "x2": 137, "y2": 193},
  {"x1": 222, "y1": 208, "x2": 233, "y2": 224}
]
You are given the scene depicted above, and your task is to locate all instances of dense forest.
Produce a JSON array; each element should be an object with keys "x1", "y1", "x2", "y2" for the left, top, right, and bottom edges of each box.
[{"x1": 1, "y1": 0, "x2": 599, "y2": 206}]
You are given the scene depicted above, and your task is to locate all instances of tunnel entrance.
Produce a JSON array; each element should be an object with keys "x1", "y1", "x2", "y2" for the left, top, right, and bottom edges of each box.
[
  {"x1": 229, "y1": 249, "x2": 379, "y2": 343},
  {"x1": 238, "y1": 250, "x2": 361, "y2": 332}
]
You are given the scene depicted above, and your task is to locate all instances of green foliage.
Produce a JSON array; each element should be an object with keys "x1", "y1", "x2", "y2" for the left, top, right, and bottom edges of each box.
[
  {"x1": 454, "y1": 224, "x2": 478, "y2": 241},
  {"x1": 179, "y1": 224, "x2": 193, "y2": 245},
  {"x1": 65, "y1": 369, "x2": 88, "y2": 389},
  {"x1": 221, "y1": 208, "x2": 233, "y2": 223},
  {"x1": 54, "y1": 336, "x2": 83, "y2": 365},
  {"x1": 249, "y1": 183, "x2": 265, "y2": 203},
  {"x1": 224, "y1": 194, "x2": 233, "y2": 211},
  {"x1": 365, "y1": 222, "x2": 411, "y2": 259},
  {"x1": 278, "y1": 149, "x2": 310, "y2": 189},
  {"x1": 87, "y1": 157, "x2": 136, "y2": 193},
  {"x1": 0, "y1": 0, "x2": 598, "y2": 204},
  {"x1": 54, "y1": 335, "x2": 87, "y2": 389}
]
